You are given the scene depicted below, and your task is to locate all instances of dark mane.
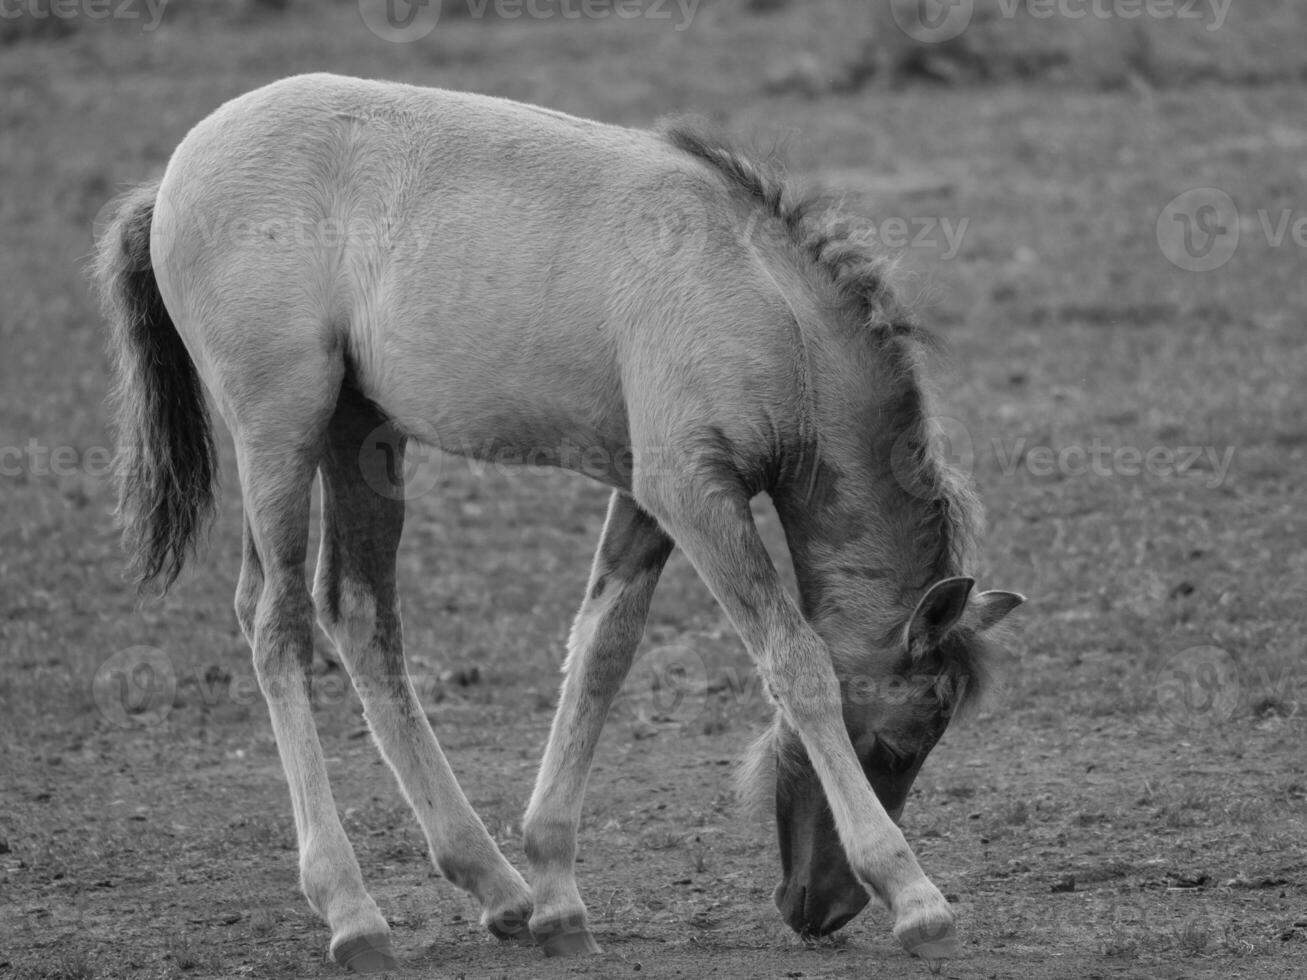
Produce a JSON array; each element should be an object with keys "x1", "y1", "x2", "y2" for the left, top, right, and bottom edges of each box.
[
  {"x1": 662, "y1": 121, "x2": 929, "y2": 343},
  {"x1": 892, "y1": 402, "x2": 982, "y2": 588}
]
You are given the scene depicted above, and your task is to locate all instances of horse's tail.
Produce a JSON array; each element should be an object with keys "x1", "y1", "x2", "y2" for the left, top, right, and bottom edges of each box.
[{"x1": 94, "y1": 180, "x2": 217, "y2": 592}]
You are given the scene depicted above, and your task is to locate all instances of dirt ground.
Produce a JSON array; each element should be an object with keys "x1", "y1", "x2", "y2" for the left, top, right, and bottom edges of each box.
[{"x1": 2, "y1": 2, "x2": 1305, "y2": 979}]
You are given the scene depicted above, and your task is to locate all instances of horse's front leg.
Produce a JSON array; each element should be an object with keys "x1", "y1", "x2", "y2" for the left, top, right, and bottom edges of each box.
[
  {"x1": 522, "y1": 491, "x2": 674, "y2": 956},
  {"x1": 634, "y1": 476, "x2": 959, "y2": 960}
]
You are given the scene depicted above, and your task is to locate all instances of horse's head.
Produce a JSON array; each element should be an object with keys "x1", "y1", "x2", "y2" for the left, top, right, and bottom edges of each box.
[{"x1": 751, "y1": 576, "x2": 1023, "y2": 937}]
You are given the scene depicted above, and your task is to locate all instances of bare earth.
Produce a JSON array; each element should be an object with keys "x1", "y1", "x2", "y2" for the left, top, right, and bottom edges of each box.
[{"x1": 1, "y1": 3, "x2": 1305, "y2": 979}]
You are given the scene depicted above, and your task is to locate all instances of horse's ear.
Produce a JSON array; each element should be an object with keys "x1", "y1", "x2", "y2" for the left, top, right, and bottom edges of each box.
[
  {"x1": 906, "y1": 576, "x2": 974, "y2": 652},
  {"x1": 969, "y1": 590, "x2": 1025, "y2": 632}
]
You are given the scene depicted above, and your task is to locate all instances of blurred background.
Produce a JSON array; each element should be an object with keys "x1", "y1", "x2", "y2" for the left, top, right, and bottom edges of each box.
[{"x1": 2, "y1": 2, "x2": 1305, "y2": 978}]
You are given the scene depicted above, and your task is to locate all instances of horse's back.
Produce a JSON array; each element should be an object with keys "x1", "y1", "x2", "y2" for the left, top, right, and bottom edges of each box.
[{"x1": 153, "y1": 75, "x2": 803, "y2": 487}]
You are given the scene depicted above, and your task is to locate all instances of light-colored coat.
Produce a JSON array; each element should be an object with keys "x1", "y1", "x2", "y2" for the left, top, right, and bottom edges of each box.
[{"x1": 155, "y1": 75, "x2": 807, "y2": 486}]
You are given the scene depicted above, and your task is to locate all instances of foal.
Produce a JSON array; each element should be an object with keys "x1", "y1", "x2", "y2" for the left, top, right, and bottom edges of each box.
[{"x1": 96, "y1": 73, "x2": 1022, "y2": 971}]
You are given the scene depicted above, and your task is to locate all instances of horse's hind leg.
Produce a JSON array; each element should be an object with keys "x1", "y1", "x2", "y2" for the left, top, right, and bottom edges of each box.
[
  {"x1": 314, "y1": 384, "x2": 534, "y2": 941},
  {"x1": 522, "y1": 491, "x2": 674, "y2": 955},
  {"x1": 227, "y1": 355, "x2": 397, "y2": 973}
]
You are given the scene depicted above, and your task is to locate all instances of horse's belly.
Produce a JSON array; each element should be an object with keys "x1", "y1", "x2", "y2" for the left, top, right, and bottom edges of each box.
[{"x1": 356, "y1": 305, "x2": 633, "y2": 489}]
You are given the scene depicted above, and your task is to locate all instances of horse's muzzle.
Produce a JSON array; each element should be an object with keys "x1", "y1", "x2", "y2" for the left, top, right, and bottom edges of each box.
[{"x1": 774, "y1": 879, "x2": 871, "y2": 937}]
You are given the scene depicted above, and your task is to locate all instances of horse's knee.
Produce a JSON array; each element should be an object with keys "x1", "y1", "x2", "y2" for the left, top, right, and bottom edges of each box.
[
  {"x1": 315, "y1": 574, "x2": 380, "y2": 655},
  {"x1": 234, "y1": 564, "x2": 262, "y2": 646},
  {"x1": 248, "y1": 583, "x2": 315, "y2": 681}
]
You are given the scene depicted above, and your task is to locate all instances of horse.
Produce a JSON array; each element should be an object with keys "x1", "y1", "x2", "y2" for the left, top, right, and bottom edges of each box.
[{"x1": 94, "y1": 73, "x2": 1023, "y2": 973}]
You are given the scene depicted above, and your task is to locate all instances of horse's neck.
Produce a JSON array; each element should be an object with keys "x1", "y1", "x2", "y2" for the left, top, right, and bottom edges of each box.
[
  {"x1": 773, "y1": 450, "x2": 915, "y2": 645},
  {"x1": 771, "y1": 362, "x2": 948, "y2": 646}
]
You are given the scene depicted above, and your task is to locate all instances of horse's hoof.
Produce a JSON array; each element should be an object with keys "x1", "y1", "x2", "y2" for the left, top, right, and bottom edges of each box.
[
  {"x1": 894, "y1": 917, "x2": 961, "y2": 960},
  {"x1": 333, "y1": 933, "x2": 399, "y2": 973},
  {"x1": 484, "y1": 904, "x2": 534, "y2": 941},
  {"x1": 538, "y1": 927, "x2": 602, "y2": 957}
]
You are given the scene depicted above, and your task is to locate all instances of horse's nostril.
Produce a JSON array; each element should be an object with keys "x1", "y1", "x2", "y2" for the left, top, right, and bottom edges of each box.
[{"x1": 775, "y1": 883, "x2": 811, "y2": 933}]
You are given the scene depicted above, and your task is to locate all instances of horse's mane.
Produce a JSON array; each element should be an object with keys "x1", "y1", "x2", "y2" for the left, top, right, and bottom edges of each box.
[
  {"x1": 662, "y1": 121, "x2": 929, "y2": 343},
  {"x1": 665, "y1": 121, "x2": 986, "y2": 707}
]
